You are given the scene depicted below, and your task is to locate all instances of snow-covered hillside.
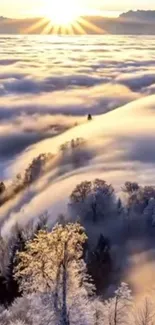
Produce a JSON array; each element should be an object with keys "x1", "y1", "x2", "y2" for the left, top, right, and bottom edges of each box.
[{"x1": 1, "y1": 94, "x2": 155, "y2": 234}]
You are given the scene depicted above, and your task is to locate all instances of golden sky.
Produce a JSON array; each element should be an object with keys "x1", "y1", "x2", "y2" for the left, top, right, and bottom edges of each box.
[{"x1": 1, "y1": 0, "x2": 155, "y2": 18}]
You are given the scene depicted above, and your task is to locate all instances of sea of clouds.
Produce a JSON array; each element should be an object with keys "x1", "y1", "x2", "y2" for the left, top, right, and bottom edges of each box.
[
  {"x1": 1, "y1": 34, "x2": 155, "y2": 297},
  {"x1": 1, "y1": 34, "x2": 155, "y2": 232}
]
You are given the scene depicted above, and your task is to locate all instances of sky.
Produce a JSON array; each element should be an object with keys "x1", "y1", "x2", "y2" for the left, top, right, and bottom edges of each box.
[{"x1": 1, "y1": 0, "x2": 155, "y2": 18}]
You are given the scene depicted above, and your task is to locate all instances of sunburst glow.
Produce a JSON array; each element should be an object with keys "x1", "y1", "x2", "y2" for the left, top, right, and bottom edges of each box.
[
  {"x1": 44, "y1": 0, "x2": 80, "y2": 26},
  {"x1": 23, "y1": 0, "x2": 104, "y2": 35}
]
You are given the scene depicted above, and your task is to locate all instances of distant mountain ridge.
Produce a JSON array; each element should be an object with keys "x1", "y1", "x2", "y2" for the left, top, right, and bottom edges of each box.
[
  {"x1": 120, "y1": 10, "x2": 155, "y2": 21},
  {"x1": 1, "y1": 10, "x2": 155, "y2": 35}
]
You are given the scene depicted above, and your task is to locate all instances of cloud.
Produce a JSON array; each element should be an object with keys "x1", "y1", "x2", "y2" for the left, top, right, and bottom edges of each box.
[
  {"x1": 2, "y1": 94, "x2": 155, "y2": 300},
  {"x1": 0, "y1": 74, "x2": 109, "y2": 95},
  {"x1": 3, "y1": 94, "x2": 155, "y2": 182},
  {"x1": 116, "y1": 72, "x2": 155, "y2": 91},
  {"x1": 0, "y1": 114, "x2": 84, "y2": 160},
  {"x1": 0, "y1": 82, "x2": 138, "y2": 163},
  {"x1": 0, "y1": 59, "x2": 25, "y2": 66},
  {"x1": 1, "y1": 36, "x2": 155, "y2": 299},
  {"x1": 0, "y1": 35, "x2": 155, "y2": 234},
  {"x1": 0, "y1": 83, "x2": 138, "y2": 119}
]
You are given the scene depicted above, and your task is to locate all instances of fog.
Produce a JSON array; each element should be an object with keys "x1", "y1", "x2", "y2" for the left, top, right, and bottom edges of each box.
[
  {"x1": 1, "y1": 35, "x2": 155, "y2": 222},
  {"x1": 1, "y1": 35, "x2": 155, "y2": 298}
]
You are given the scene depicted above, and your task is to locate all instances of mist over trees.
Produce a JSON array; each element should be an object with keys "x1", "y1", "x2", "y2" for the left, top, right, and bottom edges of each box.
[
  {"x1": 1, "y1": 146, "x2": 155, "y2": 324},
  {"x1": 69, "y1": 179, "x2": 116, "y2": 223},
  {"x1": 1, "y1": 214, "x2": 155, "y2": 325}
]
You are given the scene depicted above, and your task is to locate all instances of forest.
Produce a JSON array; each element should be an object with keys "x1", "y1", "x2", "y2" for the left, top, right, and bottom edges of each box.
[{"x1": 1, "y1": 141, "x2": 155, "y2": 324}]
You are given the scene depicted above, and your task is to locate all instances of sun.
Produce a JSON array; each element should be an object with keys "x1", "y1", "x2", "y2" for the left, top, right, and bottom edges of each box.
[
  {"x1": 24, "y1": 0, "x2": 105, "y2": 35},
  {"x1": 44, "y1": 0, "x2": 80, "y2": 26}
]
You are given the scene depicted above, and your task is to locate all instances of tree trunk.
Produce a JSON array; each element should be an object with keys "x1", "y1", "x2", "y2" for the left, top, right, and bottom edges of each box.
[
  {"x1": 61, "y1": 242, "x2": 69, "y2": 325},
  {"x1": 92, "y1": 201, "x2": 97, "y2": 223},
  {"x1": 54, "y1": 266, "x2": 61, "y2": 312},
  {"x1": 114, "y1": 296, "x2": 119, "y2": 325}
]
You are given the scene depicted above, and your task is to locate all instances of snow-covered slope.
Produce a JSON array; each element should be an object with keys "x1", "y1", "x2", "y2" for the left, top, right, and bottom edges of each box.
[
  {"x1": 8, "y1": 94, "x2": 155, "y2": 176},
  {"x1": 1, "y1": 94, "x2": 155, "y2": 234}
]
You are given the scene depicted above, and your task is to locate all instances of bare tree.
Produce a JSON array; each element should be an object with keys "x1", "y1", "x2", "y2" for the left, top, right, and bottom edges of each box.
[
  {"x1": 134, "y1": 296, "x2": 155, "y2": 325},
  {"x1": 103, "y1": 283, "x2": 132, "y2": 325}
]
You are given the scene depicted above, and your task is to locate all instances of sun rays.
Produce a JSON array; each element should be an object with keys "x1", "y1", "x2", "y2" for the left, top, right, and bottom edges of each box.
[
  {"x1": 22, "y1": 0, "x2": 104, "y2": 35},
  {"x1": 23, "y1": 16, "x2": 104, "y2": 35}
]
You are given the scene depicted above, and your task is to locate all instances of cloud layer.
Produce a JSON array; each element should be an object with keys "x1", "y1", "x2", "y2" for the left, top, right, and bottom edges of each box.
[{"x1": 1, "y1": 35, "x2": 155, "y2": 233}]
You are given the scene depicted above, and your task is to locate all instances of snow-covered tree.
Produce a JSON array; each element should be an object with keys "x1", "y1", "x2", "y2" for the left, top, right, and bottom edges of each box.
[
  {"x1": 122, "y1": 182, "x2": 140, "y2": 195},
  {"x1": 134, "y1": 296, "x2": 155, "y2": 325},
  {"x1": 14, "y1": 223, "x2": 92, "y2": 325},
  {"x1": 59, "y1": 138, "x2": 89, "y2": 169},
  {"x1": 122, "y1": 182, "x2": 141, "y2": 214},
  {"x1": 60, "y1": 138, "x2": 85, "y2": 152},
  {"x1": 102, "y1": 283, "x2": 132, "y2": 325},
  {"x1": 8, "y1": 293, "x2": 56, "y2": 325},
  {"x1": 91, "y1": 298, "x2": 106, "y2": 325},
  {"x1": 7, "y1": 295, "x2": 32, "y2": 325},
  {"x1": 70, "y1": 179, "x2": 115, "y2": 223},
  {"x1": 0, "y1": 305, "x2": 9, "y2": 325},
  {"x1": 0, "y1": 293, "x2": 55, "y2": 325},
  {"x1": 2, "y1": 289, "x2": 95, "y2": 325},
  {"x1": 9, "y1": 321, "x2": 28, "y2": 325},
  {"x1": 0, "y1": 235, "x2": 10, "y2": 278},
  {"x1": 70, "y1": 181, "x2": 92, "y2": 203},
  {"x1": 24, "y1": 153, "x2": 53, "y2": 185},
  {"x1": 122, "y1": 182, "x2": 155, "y2": 215},
  {"x1": 143, "y1": 198, "x2": 155, "y2": 227},
  {"x1": 15, "y1": 223, "x2": 87, "y2": 292}
]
